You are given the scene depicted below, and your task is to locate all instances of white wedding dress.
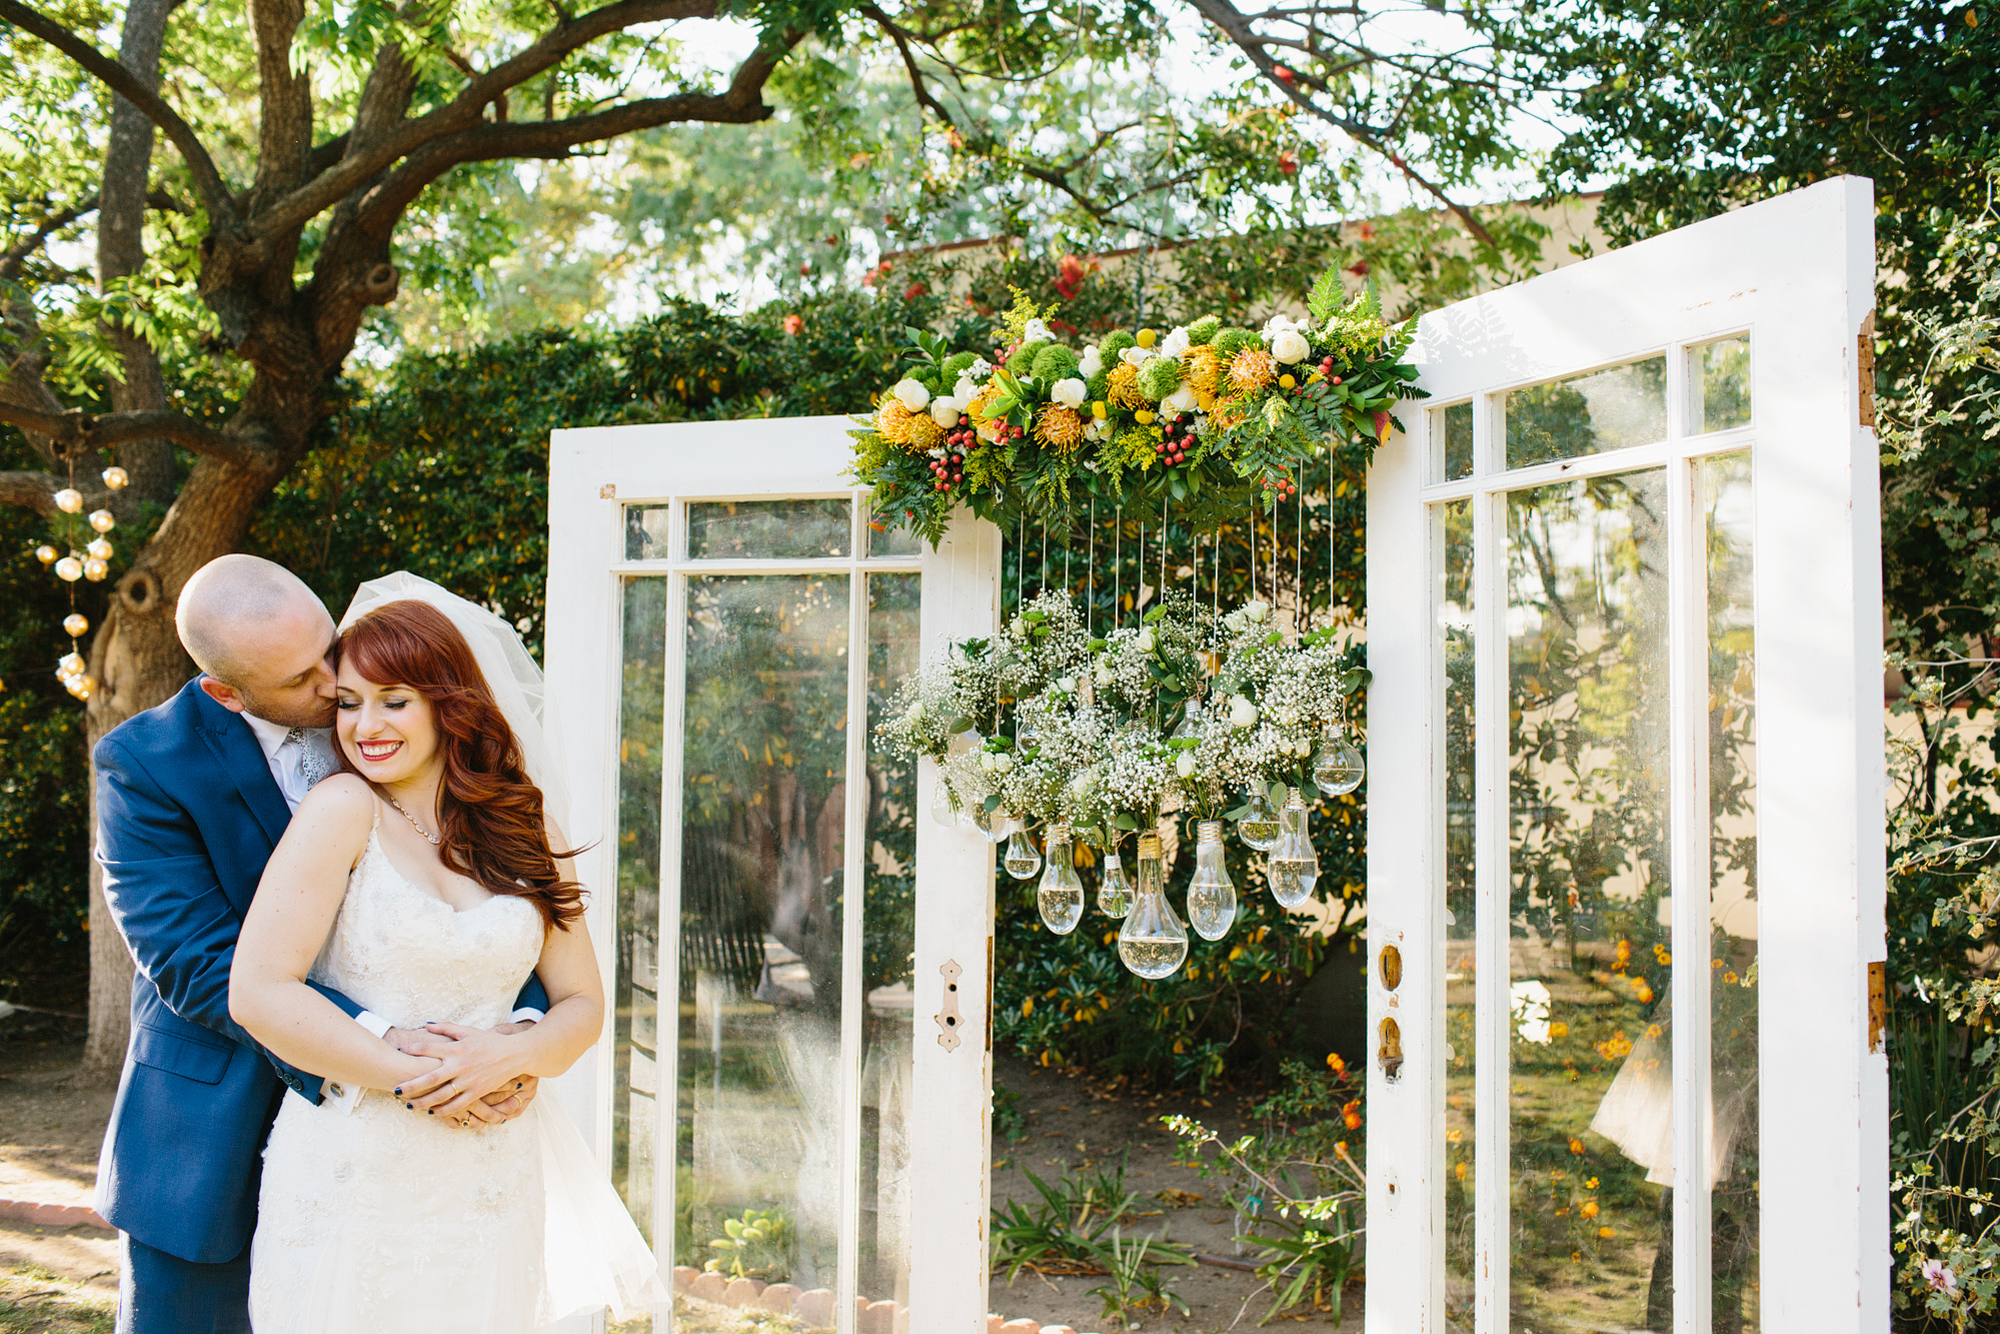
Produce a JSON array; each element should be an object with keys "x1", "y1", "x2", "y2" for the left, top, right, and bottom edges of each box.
[{"x1": 248, "y1": 814, "x2": 659, "y2": 1333}]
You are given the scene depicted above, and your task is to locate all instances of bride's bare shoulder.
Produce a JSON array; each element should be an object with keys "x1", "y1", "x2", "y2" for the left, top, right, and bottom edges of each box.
[{"x1": 290, "y1": 773, "x2": 377, "y2": 841}]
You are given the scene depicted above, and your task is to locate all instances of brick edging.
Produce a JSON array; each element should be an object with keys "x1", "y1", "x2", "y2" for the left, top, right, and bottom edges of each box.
[{"x1": 0, "y1": 1198, "x2": 112, "y2": 1231}]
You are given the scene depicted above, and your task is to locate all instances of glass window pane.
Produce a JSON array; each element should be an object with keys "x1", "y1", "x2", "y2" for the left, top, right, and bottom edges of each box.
[
  {"x1": 861, "y1": 573, "x2": 920, "y2": 1316},
  {"x1": 1703, "y1": 452, "x2": 1758, "y2": 1333},
  {"x1": 675, "y1": 575, "x2": 850, "y2": 1307},
  {"x1": 867, "y1": 511, "x2": 924, "y2": 558},
  {"x1": 1438, "y1": 498, "x2": 1477, "y2": 1323},
  {"x1": 1504, "y1": 359, "x2": 1667, "y2": 469},
  {"x1": 1436, "y1": 402, "x2": 1475, "y2": 482},
  {"x1": 1692, "y1": 338, "x2": 1752, "y2": 434},
  {"x1": 627, "y1": 505, "x2": 671, "y2": 561},
  {"x1": 614, "y1": 577, "x2": 667, "y2": 1247},
  {"x1": 1507, "y1": 470, "x2": 1673, "y2": 1332},
  {"x1": 688, "y1": 499, "x2": 851, "y2": 559}
]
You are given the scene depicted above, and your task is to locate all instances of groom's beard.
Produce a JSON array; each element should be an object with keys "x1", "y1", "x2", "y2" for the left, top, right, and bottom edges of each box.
[{"x1": 238, "y1": 690, "x2": 337, "y2": 730}]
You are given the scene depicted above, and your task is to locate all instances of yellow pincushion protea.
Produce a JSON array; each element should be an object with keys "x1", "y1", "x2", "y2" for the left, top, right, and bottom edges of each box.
[
  {"x1": 1209, "y1": 395, "x2": 1251, "y2": 431},
  {"x1": 1228, "y1": 348, "x2": 1277, "y2": 394},
  {"x1": 1183, "y1": 345, "x2": 1223, "y2": 397},
  {"x1": 876, "y1": 395, "x2": 942, "y2": 453},
  {"x1": 966, "y1": 383, "x2": 1003, "y2": 423},
  {"x1": 1107, "y1": 362, "x2": 1148, "y2": 410},
  {"x1": 1035, "y1": 405, "x2": 1086, "y2": 452}
]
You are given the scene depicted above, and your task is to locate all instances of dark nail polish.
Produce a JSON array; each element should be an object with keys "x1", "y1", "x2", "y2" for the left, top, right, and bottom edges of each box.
[
  {"x1": 393, "y1": 1088, "x2": 402, "y2": 1096},
  {"x1": 427, "y1": 1109, "x2": 435, "y2": 1115},
  {"x1": 405, "y1": 1103, "x2": 413, "y2": 1109}
]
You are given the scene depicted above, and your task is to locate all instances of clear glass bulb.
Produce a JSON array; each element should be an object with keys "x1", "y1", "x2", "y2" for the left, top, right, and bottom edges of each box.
[
  {"x1": 1037, "y1": 823, "x2": 1085, "y2": 934},
  {"x1": 971, "y1": 804, "x2": 1016, "y2": 843},
  {"x1": 1186, "y1": 820, "x2": 1238, "y2": 941},
  {"x1": 1097, "y1": 852, "x2": 1133, "y2": 919},
  {"x1": 1118, "y1": 833, "x2": 1188, "y2": 980},
  {"x1": 930, "y1": 778, "x2": 962, "y2": 827},
  {"x1": 1268, "y1": 788, "x2": 1320, "y2": 909},
  {"x1": 1003, "y1": 827, "x2": 1043, "y2": 879},
  {"x1": 1236, "y1": 785, "x2": 1280, "y2": 852},
  {"x1": 1312, "y1": 727, "x2": 1366, "y2": 796}
]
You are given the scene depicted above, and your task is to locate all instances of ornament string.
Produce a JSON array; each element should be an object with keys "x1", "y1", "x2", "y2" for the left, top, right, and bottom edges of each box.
[
  {"x1": 1086, "y1": 498, "x2": 1095, "y2": 636},
  {"x1": 1295, "y1": 462, "x2": 1305, "y2": 635}
]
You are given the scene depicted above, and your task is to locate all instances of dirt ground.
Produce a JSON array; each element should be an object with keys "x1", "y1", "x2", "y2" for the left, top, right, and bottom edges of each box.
[
  {"x1": 987, "y1": 1051, "x2": 1358, "y2": 1333},
  {"x1": 0, "y1": 1016, "x2": 1354, "y2": 1334},
  {"x1": 0, "y1": 1011, "x2": 119, "y2": 1332}
]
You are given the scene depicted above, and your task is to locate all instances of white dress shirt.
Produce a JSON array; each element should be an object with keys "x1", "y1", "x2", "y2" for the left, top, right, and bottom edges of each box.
[{"x1": 238, "y1": 712, "x2": 541, "y2": 1111}]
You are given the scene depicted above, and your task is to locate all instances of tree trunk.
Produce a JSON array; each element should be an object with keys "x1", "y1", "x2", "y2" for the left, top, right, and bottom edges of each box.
[{"x1": 78, "y1": 0, "x2": 193, "y2": 1073}]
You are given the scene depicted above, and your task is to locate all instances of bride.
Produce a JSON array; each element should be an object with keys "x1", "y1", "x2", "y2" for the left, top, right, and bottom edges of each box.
[{"x1": 230, "y1": 574, "x2": 657, "y2": 1332}]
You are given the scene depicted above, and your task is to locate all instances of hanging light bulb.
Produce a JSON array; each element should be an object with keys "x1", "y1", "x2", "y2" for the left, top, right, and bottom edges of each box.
[
  {"x1": 53, "y1": 488, "x2": 83, "y2": 514},
  {"x1": 83, "y1": 558, "x2": 110, "y2": 582},
  {"x1": 56, "y1": 652, "x2": 86, "y2": 679},
  {"x1": 1036, "y1": 823, "x2": 1084, "y2": 933},
  {"x1": 1003, "y1": 826, "x2": 1042, "y2": 880},
  {"x1": 1312, "y1": 727, "x2": 1365, "y2": 796},
  {"x1": 35, "y1": 544, "x2": 59, "y2": 566},
  {"x1": 54, "y1": 555, "x2": 84, "y2": 582},
  {"x1": 1097, "y1": 848, "x2": 1133, "y2": 919},
  {"x1": 1118, "y1": 832, "x2": 1188, "y2": 979},
  {"x1": 971, "y1": 803, "x2": 1017, "y2": 843},
  {"x1": 67, "y1": 673, "x2": 95, "y2": 700},
  {"x1": 101, "y1": 466, "x2": 129, "y2": 490},
  {"x1": 86, "y1": 537, "x2": 114, "y2": 561},
  {"x1": 1268, "y1": 788, "x2": 1320, "y2": 909},
  {"x1": 87, "y1": 509, "x2": 116, "y2": 534},
  {"x1": 1236, "y1": 785, "x2": 1280, "y2": 852},
  {"x1": 1186, "y1": 820, "x2": 1238, "y2": 941},
  {"x1": 63, "y1": 613, "x2": 89, "y2": 637},
  {"x1": 930, "y1": 775, "x2": 962, "y2": 827}
]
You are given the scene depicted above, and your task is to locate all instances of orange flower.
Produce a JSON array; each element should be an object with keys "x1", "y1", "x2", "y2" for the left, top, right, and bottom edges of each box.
[
  {"x1": 1568, "y1": 1138, "x2": 1586, "y2": 1156},
  {"x1": 1548, "y1": 1021, "x2": 1569, "y2": 1039},
  {"x1": 1228, "y1": 348, "x2": 1277, "y2": 393},
  {"x1": 1581, "y1": 1201, "x2": 1600, "y2": 1219},
  {"x1": 1326, "y1": 1052, "x2": 1346, "y2": 1074},
  {"x1": 1454, "y1": 1161, "x2": 1468, "y2": 1181},
  {"x1": 1598, "y1": 1226, "x2": 1616, "y2": 1238},
  {"x1": 1035, "y1": 405, "x2": 1086, "y2": 451},
  {"x1": 1107, "y1": 362, "x2": 1148, "y2": 409}
]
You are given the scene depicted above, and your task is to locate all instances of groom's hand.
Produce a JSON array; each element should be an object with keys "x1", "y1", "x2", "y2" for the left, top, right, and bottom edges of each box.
[
  {"x1": 475, "y1": 1074, "x2": 540, "y2": 1124},
  {"x1": 397, "y1": 1021, "x2": 531, "y2": 1118}
]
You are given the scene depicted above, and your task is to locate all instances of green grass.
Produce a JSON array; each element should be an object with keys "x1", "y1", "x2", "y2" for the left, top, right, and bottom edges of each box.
[{"x1": 0, "y1": 1267, "x2": 115, "y2": 1334}]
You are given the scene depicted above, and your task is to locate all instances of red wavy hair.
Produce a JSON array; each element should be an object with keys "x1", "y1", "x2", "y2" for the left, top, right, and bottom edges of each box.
[{"x1": 335, "y1": 599, "x2": 584, "y2": 929}]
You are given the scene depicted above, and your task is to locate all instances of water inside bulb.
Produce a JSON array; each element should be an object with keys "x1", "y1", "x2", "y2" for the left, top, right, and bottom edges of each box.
[
  {"x1": 1097, "y1": 852, "x2": 1133, "y2": 919},
  {"x1": 1118, "y1": 833, "x2": 1189, "y2": 979},
  {"x1": 1037, "y1": 823, "x2": 1085, "y2": 934},
  {"x1": 1186, "y1": 820, "x2": 1238, "y2": 941},
  {"x1": 1003, "y1": 827, "x2": 1043, "y2": 880},
  {"x1": 1312, "y1": 728, "x2": 1366, "y2": 796},
  {"x1": 1236, "y1": 786, "x2": 1280, "y2": 852},
  {"x1": 1268, "y1": 788, "x2": 1320, "y2": 909},
  {"x1": 929, "y1": 781, "x2": 962, "y2": 827}
]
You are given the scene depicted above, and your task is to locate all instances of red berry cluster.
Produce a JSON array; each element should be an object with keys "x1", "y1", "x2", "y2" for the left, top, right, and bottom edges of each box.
[
  {"x1": 1267, "y1": 474, "x2": 1299, "y2": 498},
  {"x1": 934, "y1": 417, "x2": 975, "y2": 491},
  {"x1": 1319, "y1": 356, "x2": 1344, "y2": 386},
  {"x1": 1157, "y1": 417, "x2": 1192, "y2": 466}
]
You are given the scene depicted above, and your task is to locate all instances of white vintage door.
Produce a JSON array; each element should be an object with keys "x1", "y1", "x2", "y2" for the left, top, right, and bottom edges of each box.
[
  {"x1": 544, "y1": 416, "x2": 1001, "y2": 1334},
  {"x1": 1367, "y1": 177, "x2": 1886, "y2": 1333}
]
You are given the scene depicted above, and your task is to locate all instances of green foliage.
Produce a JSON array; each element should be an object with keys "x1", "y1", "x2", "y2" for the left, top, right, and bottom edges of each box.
[
  {"x1": 703, "y1": 1206, "x2": 796, "y2": 1281},
  {"x1": 992, "y1": 1157, "x2": 1149, "y2": 1278},
  {"x1": 1085, "y1": 1227, "x2": 1194, "y2": 1327}
]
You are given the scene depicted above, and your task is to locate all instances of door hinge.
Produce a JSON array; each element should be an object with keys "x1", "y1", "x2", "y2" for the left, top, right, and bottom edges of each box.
[
  {"x1": 935, "y1": 959, "x2": 963, "y2": 1051},
  {"x1": 1858, "y1": 310, "x2": 1876, "y2": 430},
  {"x1": 1868, "y1": 960, "x2": 1888, "y2": 1054}
]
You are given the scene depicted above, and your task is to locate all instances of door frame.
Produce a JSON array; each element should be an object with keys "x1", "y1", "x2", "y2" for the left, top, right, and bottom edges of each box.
[
  {"x1": 1366, "y1": 177, "x2": 1885, "y2": 1332},
  {"x1": 545, "y1": 415, "x2": 1001, "y2": 1333}
]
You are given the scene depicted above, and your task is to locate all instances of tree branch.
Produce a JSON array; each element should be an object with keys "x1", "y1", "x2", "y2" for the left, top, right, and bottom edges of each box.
[
  {"x1": 0, "y1": 468, "x2": 65, "y2": 514},
  {"x1": 0, "y1": 403, "x2": 259, "y2": 465},
  {"x1": 0, "y1": 0, "x2": 235, "y2": 223},
  {"x1": 253, "y1": 0, "x2": 720, "y2": 239},
  {"x1": 860, "y1": 5, "x2": 955, "y2": 127},
  {"x1": 348, "y1": 29, "x2": 799, "y2": 238}
]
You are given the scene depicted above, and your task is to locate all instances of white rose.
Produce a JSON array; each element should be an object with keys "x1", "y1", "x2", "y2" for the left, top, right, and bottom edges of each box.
[
  {"x1": 1262, "y1": 313, "x2": 1300, "y2": 336},
  {"x1": 1120, "y1": 345, "x2": 1155, "y2": 368},
  {"x1": 981, "y1": 752, "x2": 998, "y2": 771},
  {"x1": 1085, "y1": 419, "x2": 1110, "y2": 442},
  {"x1": 1175, "y1": 752, "x2": 1197, "y2": 779},
  {"x1": 1270, "y1": 329, "x2": 1310, "y2": 365},
  {"x1": 993, "y1": 752, "x2": 1014, "y2": 773},
  {"x1": 1011, "y1": 616, "x2": 1028, "y2": 635},
  {"x1": 1052, "y1": 378, "x2": 1087, "y2": 409},
  {"x1": 1057, "y1": 675, "x2": 1077, "y2": 693},
  {"x1": 1079, "y1": 346, "x2": 1103, "y2": 379},
  {"x1": 1162, "y1": 326, "x2": 1191, "y2": 358},
  {"x1": 1230, "y1": 695, "x2": 1259, "y2": 728},
  {"x1": 954, "y1": 375, "x2": 982, "y2": 400},
  {"x1": 1137, "y1": 630, "x2": 1157, "y2": 654},
  {"x1": 1163, "y1": 386, "x2": 1198, "y2": 416},
  {"x1": 894, "y1": 378, "x2": 931, "y2": 411},
  {"x1": 1022, "y1": 319, "x2": 1053, "y2": 344},
  {"x1": 1278, "y1": 706, "x2": 1299, "y2": 726},
  {"x1": 930, "y1": 397, "x2": 961, "y2": 428},
  {"x1": 1245, "y1": 600, "x2": 1270, "y2": 623},
  {"x1": 1095, "y1": 662, "x2": 1114, "y2": 685}
]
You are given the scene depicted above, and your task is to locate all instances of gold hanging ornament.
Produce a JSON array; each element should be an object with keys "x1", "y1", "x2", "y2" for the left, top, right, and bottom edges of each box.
[
  {"x1": 83, "y1": 558, "x2": 109, "y2": 582},
  {"x1": 87, "y1": 537, "x2": 113, "y2": 560},
  {"x1": 40, "y1": 455, "x2": 122, "y2": 705},
  {"x1": 55, "y1": 555, "x2": 84, "y2": 582},
  {"x1": 101, "y1": 466, "x2": 128, "y2": 490},
  {"x1": 53, "y1": 488, "x2": 83, "y2": 514},
  {"x1": 35, "y1": 544, "x2": 58, "y2": 565},
  {"x1": 63, "y1": 613, "x2": 89, "y2": 637},
  {"x1": 88, "y1": 509, "x2": 116, "y2": 534}
]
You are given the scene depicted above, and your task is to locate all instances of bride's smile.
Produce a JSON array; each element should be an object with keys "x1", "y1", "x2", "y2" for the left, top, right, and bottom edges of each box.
[{"x1": 334, "y1": 672, "x2": 438, "y2": 783}]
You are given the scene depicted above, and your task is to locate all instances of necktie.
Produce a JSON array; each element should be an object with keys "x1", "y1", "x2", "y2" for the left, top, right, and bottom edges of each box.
[{"x1": 287, "y1": 727, "x2": 332, "y2": 790}]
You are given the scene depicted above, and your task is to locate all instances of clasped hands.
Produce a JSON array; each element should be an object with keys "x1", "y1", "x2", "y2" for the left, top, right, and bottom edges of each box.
[{"x1": 382, "y1": 1021, "x2": 539, "y2": 1128}]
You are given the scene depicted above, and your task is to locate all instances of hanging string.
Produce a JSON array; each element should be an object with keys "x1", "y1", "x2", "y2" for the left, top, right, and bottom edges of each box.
[
  {"x1": 1087, "y1": 498, "x2": 1095, "y2": 636},
  {"x1": 1114, "y1": 508, "x2": 1122, "y2": 629},
  {"x1": 1295, "y1": 463, "x2": 1305, "y2": 636},
  {"x1": 1040, "y1": 519, "x2": 1049, "y2": 600},
  {"x1": 1159, "y1": 495, "x2": 1168, "y2": 611},
  {"x1": 1138, "y1": 515, "x2": 1145, "y2": 616},
  {"x1": 1329, "y1": 452, "x2": 1337, "y2": 634},
  {"x1": 1016, "y1": 514, "x2": 1025, "y2": 617}
]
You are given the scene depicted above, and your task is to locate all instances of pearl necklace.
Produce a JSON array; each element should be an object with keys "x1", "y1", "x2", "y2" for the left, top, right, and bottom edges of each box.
[{"x1": 388, "y1": 795, "x2": 442, "y2": 846}]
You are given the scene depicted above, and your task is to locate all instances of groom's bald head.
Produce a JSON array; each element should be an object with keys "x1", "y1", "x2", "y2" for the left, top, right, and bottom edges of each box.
[{"x1": 179, "y1": 555, "x2": 338, "y2": 727}]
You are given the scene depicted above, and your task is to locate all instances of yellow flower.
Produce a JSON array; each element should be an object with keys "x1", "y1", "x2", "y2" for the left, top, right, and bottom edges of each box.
[
  {"x1": 1183, "y1": 346, "x2": 1223, "y2": 396},
  {"x1": 966, "y1": 383, "x2": 1004, "y2": 423},
  {"x1": 876, "y1": 395, "x2": 942, "y2": 452},
  {"x1": 1035, "y1": 404, "x2": 1086, "y2": 451},
  {"x1": 1279, "y1": 374, "x2": 1296, "y2": 389},
  {"x1": 1455, "y1": 1161, "x2": 1468, "y2": 1181},
  {"x1": 1581, "y1": 1200, "x2": 1599, "y2": 1219},
  {"x1": 1568, "y1": 1138, "x2": 1586, "y2": 1156},
  {"x1": 1107, "y1": 362, "x2": 1148, "y2": 409},
  {"x1": 1228, "y1": 348, "x2": 1277, "y2": 393},
  {"x1": 1723, "y1": 971, "x2": 1739, "y2": 984},
  {"x1": 1136, "y1": 327, "x2": 1158, "y2": 348},
  {"x1": 1585, "y1": 1177, "x2": 1599, "y2": 1189},
  {"x1": 1598, "y1": 1226, "x2": 1615, "y2": 1239},
  {"x1": 1549, "y1": 1021, "x2": 1569, "y2": 1039}
]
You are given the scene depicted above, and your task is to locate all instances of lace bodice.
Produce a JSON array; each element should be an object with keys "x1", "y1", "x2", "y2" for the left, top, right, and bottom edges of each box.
[{"x1": 310, "y1": 819, "x2": 545, "y2": 1030}]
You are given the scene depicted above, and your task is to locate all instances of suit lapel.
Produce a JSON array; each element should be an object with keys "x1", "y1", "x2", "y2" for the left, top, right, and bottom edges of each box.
[{"x1": 191, "y1": 687, "x2": 293, "y2": 856}]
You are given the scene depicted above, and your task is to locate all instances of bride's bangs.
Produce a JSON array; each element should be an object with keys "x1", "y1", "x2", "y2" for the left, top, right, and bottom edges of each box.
[{"x1": 337, "y1": 600, "x2": 585, "y2": 929}]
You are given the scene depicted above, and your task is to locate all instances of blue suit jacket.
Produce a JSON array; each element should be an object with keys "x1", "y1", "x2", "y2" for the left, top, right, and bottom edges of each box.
[{"x1": 93, "y1": 678, "x2": 550, "y2": 1263}]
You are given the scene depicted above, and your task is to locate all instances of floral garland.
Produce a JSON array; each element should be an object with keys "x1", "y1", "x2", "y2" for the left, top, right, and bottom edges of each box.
[
  {"x1": 848, "y1": 273, "x2": 1424, "y2": 545},
  {"x1": 876, "y1": 588, "x2": 1368, "y2": 848}
]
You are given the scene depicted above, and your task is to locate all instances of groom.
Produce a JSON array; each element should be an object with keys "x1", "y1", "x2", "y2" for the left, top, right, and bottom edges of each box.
[{"x1": 93, "y1": 554, "x2": 550, "y2": 1333}]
